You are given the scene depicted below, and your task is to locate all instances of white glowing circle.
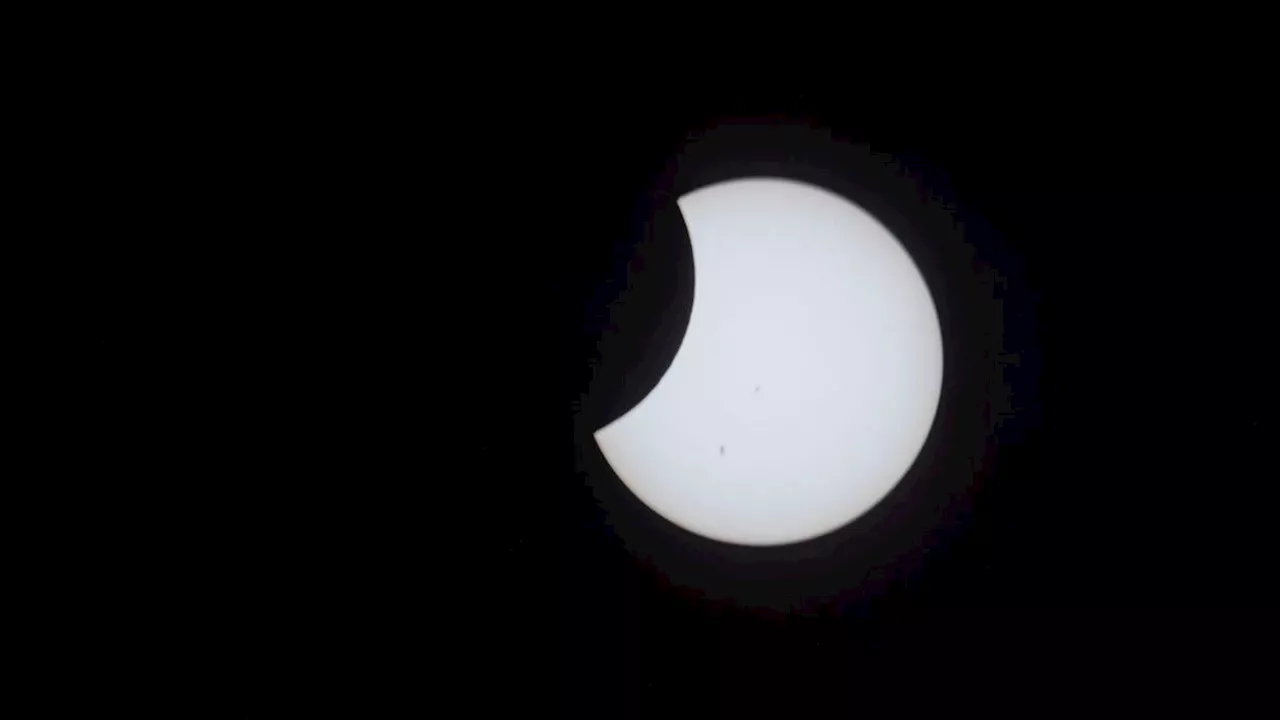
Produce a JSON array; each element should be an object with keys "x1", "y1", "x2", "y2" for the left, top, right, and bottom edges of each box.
[{"x1": 593, "y1": 177, "x2": 944, "y2": 546}]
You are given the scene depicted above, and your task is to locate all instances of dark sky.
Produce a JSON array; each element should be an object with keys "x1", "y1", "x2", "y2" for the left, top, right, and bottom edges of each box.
[
  {"x1": 539, "y1": 92, "x2": 1274, "y2": 713},
  {"x1": 210, "y1": 80, "x2": 1275, "y2": 713}
]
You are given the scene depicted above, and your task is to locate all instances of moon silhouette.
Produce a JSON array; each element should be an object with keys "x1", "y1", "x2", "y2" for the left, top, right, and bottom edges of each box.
[{"x1": 592, "y1": 177, "x2": 944, "y2": 547}]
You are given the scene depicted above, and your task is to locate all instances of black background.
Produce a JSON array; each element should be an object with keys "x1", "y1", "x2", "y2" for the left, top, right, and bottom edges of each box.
[
  {"x1": 534, "y1": 90, "x2": 1274, "y2": 713},
  {"x1": 57, "y1": 20, "x2": 1277, "y2": 715},
  {"x1": 192, "y1": 77, "x2": 1276, "y2": 713}
]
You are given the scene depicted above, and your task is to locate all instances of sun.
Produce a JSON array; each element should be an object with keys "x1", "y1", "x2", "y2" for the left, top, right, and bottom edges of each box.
[{"x1": 594, "y1": 177, "x2": 943, "y2": 546}]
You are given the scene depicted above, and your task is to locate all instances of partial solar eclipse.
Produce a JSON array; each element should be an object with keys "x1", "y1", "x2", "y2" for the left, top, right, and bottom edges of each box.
[{"x1": 593, "y1": 178, "x2": 944, "y2": 546}]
